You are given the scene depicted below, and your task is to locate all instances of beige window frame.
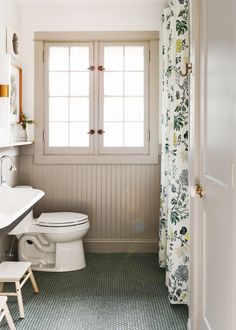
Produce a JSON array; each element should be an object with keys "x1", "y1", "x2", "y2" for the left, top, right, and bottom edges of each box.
[{"x1": 34, "y1": 31, "x2": 159, "y2": 164}]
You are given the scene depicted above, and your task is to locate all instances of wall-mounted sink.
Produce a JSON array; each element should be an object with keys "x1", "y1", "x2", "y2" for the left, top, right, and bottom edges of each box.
[{"x1": 0, "y1": 184, "x2": 44, "y2": 234}]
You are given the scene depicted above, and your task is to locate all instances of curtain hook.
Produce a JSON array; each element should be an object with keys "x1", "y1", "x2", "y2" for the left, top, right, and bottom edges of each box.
[{"x1": 180, "y1": 63, "x2": 192, "y2": 77}]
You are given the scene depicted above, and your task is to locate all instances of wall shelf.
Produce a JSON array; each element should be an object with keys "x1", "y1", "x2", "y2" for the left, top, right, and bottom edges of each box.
[{"x1": 0, "y1": 141, "x2": 33, "y2": 148}]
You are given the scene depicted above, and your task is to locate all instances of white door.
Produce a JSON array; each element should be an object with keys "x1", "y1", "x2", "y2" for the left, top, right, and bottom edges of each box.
[{"x1": 196, "y1": 0, "x2": 235, "y2": 329}]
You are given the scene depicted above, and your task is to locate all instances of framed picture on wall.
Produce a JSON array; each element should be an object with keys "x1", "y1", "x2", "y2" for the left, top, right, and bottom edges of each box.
[
  {"x1": 6, "y1": 26, "x2": 20, "y2": 59},
  {"x1": 10, "y1": 64, "x2": 22, "y2": 124}
]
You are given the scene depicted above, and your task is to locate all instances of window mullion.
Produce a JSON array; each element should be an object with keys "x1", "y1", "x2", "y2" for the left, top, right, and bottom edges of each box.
[
  {"x1": 123, "y1": 46, "x2": 125, "y2": 147},
  {"x1": 68, "y1": 46, "x2": 71, "y2": 147},
  {"x1": 94, "y1": 41, "x2": 99, "y2": 155}
]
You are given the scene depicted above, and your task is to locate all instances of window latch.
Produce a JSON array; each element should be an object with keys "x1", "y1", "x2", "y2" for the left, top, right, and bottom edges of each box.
[
  {"x1": 97, "y1": 129, "x2": 105, "y2": 135},
  {"x1": 98, "y1": 66, "x2": 105, "y2": 71},
  {"x1": 87, "y1": 129, "x2": 95, "y2": 135},
  {"x1": 87, "y1": 66, "x2": 95, "y2": 71}
]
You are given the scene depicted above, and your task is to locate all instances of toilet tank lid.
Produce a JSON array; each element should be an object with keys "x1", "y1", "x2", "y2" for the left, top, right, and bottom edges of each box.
[{"x1": 36, "y1": 212, "x2": 88, "y2": 227}]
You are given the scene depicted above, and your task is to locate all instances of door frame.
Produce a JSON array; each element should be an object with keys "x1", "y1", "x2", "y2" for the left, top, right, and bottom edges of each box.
[{"x1": 189, "y1": 0, "x2": 201, "y2": 328}]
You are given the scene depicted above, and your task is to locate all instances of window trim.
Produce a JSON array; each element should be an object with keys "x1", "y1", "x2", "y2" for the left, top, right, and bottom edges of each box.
[{"x1": 34, "y1": 31, "x2": 159, "y2": 164}]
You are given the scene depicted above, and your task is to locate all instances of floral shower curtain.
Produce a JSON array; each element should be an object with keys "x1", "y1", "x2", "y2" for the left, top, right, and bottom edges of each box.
[{"x1": 159, "y1": 0, "x2": 190, "y2": 304}]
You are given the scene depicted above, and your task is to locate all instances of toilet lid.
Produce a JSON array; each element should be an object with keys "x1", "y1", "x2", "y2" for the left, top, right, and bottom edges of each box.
[{"x1": 36, "y1": 212, "x2": 88, "y2": 227}]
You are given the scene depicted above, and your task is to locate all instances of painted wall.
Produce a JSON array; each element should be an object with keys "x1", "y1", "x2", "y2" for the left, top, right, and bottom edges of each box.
[
  {"x1": 18, "y1": 2, "x2": 163, "y2": 252},
  {"x1": 0, "y1": 0, "x2": 21, "y2": 260},
  {"x1": 20, "y1": 2, "x2": 164, "y2": 136},
  {"x1": 0, "y1": 0, "x2": 21, "y2": 143}
]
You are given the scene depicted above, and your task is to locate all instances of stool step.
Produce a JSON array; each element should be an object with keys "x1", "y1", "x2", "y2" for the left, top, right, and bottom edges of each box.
[
  {"x1": 0, "y1": 296, "x2": 16, "y2": 330},
  {"x1": 0, "y1": 262, "x2": 31, "y2": 281},
  {"x1": 0, "y1": 262, "x2": 39, "y2": 319}
]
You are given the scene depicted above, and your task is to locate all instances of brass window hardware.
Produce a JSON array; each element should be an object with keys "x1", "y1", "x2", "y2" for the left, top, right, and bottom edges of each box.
[
  {"x1": 180, "y1": 63, "x2": 192, "y2": 77},
  {"x1": 87, "y1": 129, "x2": 95, "y2": 135},
  {"x1": 87, "y1": 66, "x2": 95, "y2": 71},
  {"x1": 98, "y1": 65, "x2": 105, "y2": 71},
  {"x1": 97, "y1": 129, "x2": 105, "y2": 134},
  {"x1": 195, "y1": 184, "x2": 203, "y2": 198}
]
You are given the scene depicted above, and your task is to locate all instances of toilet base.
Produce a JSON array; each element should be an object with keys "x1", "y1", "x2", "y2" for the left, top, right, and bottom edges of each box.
[
  {"x1": 33, "y1": 240, "x2": 86, "y2": 272},
  {"x1": 19, "y1": 236, "x2": 86, "y2": 272}
]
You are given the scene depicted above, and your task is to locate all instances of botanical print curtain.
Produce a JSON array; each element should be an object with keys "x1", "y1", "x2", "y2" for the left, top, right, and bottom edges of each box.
[{"x1": 159, "y1": 0, "x2": 190, "y2": 304}]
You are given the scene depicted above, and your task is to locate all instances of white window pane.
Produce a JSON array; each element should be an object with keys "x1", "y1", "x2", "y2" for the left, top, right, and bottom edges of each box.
[
  {"x1": 104, "y1": 72, "x2": 123, "y2": 96},
  {"x1": 49, "y1": 97, "x2": 69, "y2": 121},
  {"x1": 69, "y1": 123, "x2": 89, "y2": 147},
  {"x1": 104, "y1": 122, "x2": 123, "y2": 147},
  {"x1": 49, "y1": 47, "x2": 69, "y2": 71},
  {"x1": 124, "y1": 72, "x2": 144, "y2": 96},
  {"x1": 70, "y1": 47, "x2": 90, "y2": 71},
  {"x1": 124, "y1": 122, "x2": 144, "y2": 147},
  {"x1": 49, "y1": 122, "x2": 68, "y2": 146},
  {"x1": 49, "y1": 72, "x2": 68, "y2": 96},
  {"x1": 70, "y1": 72, "x2": 89, "y2": 96},
  {"x1": 70, "y1": 97, "x2": 89, "y2": 121},
  {"x1": 104, "y1": 47, "x2": 123, "y2": 71},
  {"x1": 104, "y1": 97, "x2": 123, "y2": 121},
  {"x1": 124, "y1": 97, "x2": 144, "y2": 122},
  {"x1": 125, "y1": 47, "x2": 144, "y2": 71}
]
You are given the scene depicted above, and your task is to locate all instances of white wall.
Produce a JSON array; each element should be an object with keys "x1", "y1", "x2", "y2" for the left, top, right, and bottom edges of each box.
[
  {"x1": 0, "y1": 0, "x2": 20, "y2": 54},
  {"x1": 0, "y1": 0, "x2": 21, "y2": 143},
  {"x1": 0, "y1": 0, "x2": 21, "y2": 259},
  {"x1": 18, "y1": 2, "x2": 163, "y2": 252},
  {"x1": 20, "y1": 2, "x2": 164, "y2": 137}
]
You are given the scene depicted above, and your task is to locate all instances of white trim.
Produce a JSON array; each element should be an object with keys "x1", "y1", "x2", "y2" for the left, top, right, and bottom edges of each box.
[
  {"x1": 83, "y1": 239, "x2": 158, "y2": 253},
  {"x1": 34, "y1": 31, "x2": 159, "y2": 42},
  {"x1": 189, "y1": 0, "x2": 201, "y2": 329}
]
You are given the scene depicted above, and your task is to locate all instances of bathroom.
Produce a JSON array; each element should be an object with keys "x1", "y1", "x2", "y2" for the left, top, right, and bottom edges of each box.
[{"x1": 0, "y1": 0, "x2": 236, "y2": 329}]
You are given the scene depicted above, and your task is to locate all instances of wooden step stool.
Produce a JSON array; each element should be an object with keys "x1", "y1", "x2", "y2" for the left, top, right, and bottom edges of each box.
[
  {"x1": 0, "y1": 296, "x2": 16, "y2": 330},
  {"x1": 0, "y1": 262, "x2": 39, "y2": 318}
]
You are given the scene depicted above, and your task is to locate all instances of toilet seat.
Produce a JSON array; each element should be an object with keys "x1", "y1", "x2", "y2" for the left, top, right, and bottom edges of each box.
[{"x1": 36, "y1": 212, "x2": 88, "y2": 227}]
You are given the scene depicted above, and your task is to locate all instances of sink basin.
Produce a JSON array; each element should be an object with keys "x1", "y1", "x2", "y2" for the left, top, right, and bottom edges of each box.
[{"x1": 0, "y1": 184, "x2": 45, "y2": 230}]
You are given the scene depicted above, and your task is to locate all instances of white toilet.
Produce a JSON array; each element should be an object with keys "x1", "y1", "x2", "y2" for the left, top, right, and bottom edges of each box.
[{"x1": 8, "y1": 187, "x2": 90, "y2": 272}]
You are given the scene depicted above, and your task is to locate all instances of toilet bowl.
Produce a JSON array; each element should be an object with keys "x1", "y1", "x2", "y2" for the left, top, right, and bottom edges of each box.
[{"x1": 9, "y1": 210, "x2": 89, "y2": 272}]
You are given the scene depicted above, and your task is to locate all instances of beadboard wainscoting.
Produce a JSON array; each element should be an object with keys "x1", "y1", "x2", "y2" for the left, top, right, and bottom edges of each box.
[{"x1": 19, "y1": 155, "x2": 160, "y2": 252}]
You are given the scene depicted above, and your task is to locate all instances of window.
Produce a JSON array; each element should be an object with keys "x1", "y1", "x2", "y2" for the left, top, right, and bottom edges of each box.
[
  {"x1": 35, "y1": 32, "x2": 159, "y2": 164},
  {"x1": 99, "y1": 43, "x2": 148, "y2": 154},
  {"x1": 45, "y1": 43, "x2": 94, "y2": 154}
]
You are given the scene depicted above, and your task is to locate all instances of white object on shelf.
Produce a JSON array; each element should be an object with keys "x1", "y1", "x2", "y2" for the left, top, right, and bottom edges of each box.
[{"x1": 18, "y1": 125, "x2": 29, "y2": 142}]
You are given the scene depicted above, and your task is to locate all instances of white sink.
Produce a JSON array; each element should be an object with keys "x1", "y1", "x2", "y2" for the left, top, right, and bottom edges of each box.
[{"x1": 0, "y1": 184, "x2": 45, "y2": 229}]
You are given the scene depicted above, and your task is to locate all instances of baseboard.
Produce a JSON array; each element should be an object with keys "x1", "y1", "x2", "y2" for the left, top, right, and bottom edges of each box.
[{"x1": 83, "y1": 239, "x2": 158, "y2": 253}]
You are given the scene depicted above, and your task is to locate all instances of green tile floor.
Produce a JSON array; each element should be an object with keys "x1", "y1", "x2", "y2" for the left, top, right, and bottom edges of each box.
[{"x1": 1, "y1": 254, "x2": 188, "y2": 330}]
